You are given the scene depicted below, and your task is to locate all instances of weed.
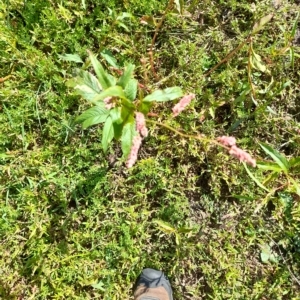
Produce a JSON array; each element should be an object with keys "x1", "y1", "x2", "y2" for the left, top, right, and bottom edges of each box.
[{"x1": 0, "y1": 0, "x2": 300, "y2": 299}]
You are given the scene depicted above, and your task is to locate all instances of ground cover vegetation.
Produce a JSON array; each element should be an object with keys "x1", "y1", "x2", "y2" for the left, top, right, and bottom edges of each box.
[{"x1": 1, "y1": 0, "x2": 300, "y2": 299}]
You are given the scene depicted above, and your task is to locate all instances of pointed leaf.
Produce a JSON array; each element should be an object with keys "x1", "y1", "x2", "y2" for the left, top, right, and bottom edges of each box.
[
  {"x1": 291, "y1": 12, "x2": 299, "y2": 37},
  {"x1": 102, "y1": 116, "x2": 114, "y2": 153},
  {"x1": 153, "y1": 220, "x2": 176, "y2": 234},
  {"x1": 289, "y1": 177, "x2": 300, "y2": 196},
  {"x1": 175, "y1": 233, "x2": 181, "y2": 246},
  {"x1": 91, "y1": 281, "x2": 105, "y2": 291},
  {"x1": 80, "y1": 70, "x2": 102, "y2": 93},
  {"x1": 117, "y1": 64, "x2": 135, "y2": 88},
  {"x1": 289, "y1": 157, "x2": 300, "y2": 168},
  {"x1": 75, "y1": 84, "x2": 99, "y2": 101},
  {"x1": 121, "y1": 98, "x2": 135, "y2": 110},
  {"x1": 143, "y1": 87, "x2": 183, "y2": 102},
  {"x1": 139, "y1": 101, "x2": 153, "y2": 114},
  {"x1": 140, "y1": 15, "x2": 157, "y2": 26},
  {"x1": 101, "y1": 49, "x2": 119, "y2": 68},
  {"x1": 252, "y1": 14, "x2": 274, "y2": 35},
  {"x1": 88, "y1": 51, "x2": 114, "y2": 89},
  {"x1": 116, "y1": 12, "x2": 133, "y2": 21},
  {"x1": 93, "y1": 86, "x2": 126, "y2": 102},
  {"x1": 243, "y1": 163, "x2": 270, "y2": 192},
  {"x1": 261, "y1": 250, "x2": 270, "y2": 263},
  {"x1": 124, "y1": 79, "x2": 138, "y2": 101},
  {"x1": 259, "y1": 143, "x2": 289, "y2": 173},
  {"x1": 121, "y1": 105, "x2": 131, "y2": 122},
  {"x1": 257, "y1": 161, "x2": 282, "y2": 172},
  {"x1": 113, "y1": 123, "x2": 123, "y2": 140},
  {"x1": 74, "y1": 70, "x2": 102, "y2": 101},
  {"x1": 110, "y1": 107, "x2": 123, "y2": 124},
  {"x1": 121, "y1": 119, "x2": 136, "y2": 158},
  {"x1": 262, "y1": 171, "x2": 279, "y2": 186},
  {"x1": 59, "y1": 53, "x2": 83, "y2": 63},
  {"x1": 177, "y1": 227, "x2": 193, "y2": 233},
  {"x1": 76, "y1": 105, "x2": 109, "y2": 128},
  {"x1": 250, "y1": 51, "x2": 267, "y2": 72},
  {"x1": 174, "y1": 0, "x2": 184, "y2": 14}
]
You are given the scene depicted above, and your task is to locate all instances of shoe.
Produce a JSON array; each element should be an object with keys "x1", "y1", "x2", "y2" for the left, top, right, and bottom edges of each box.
[{"x1": 134, "y1": 268, "x2": 173, "y2": 300}]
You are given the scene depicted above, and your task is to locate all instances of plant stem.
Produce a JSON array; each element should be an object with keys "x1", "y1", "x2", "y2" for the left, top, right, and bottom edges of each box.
[
  {"x1": 146, "y1": 119, "x2": 228, "y2": 149},
  {"x1": 204, "y1": 36, "x2": 251, "y2": 77},
  {"x1": 247, "y1": 38, "x2": 256, "y2": 97}
]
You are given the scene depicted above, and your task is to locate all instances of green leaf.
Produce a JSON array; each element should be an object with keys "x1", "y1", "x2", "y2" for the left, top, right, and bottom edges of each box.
[
  {"x1": 260, "y1": 244, "x2": 278, "y2": 264},
  {"x1": 174, "y1": 0, "x2": 184, "y2": 14},
  {"x1": 259, "y1": 143, "x2": 289, "y2": 173},
  {"x1": 93, "y1": 86, "x2": 126, "y2": 102},
  {"x1": 91, "y1": 281, "x2": 105, "y2": 291},
  {"x1": 153, "y1": 220, "x2": 176, "y2": 234},
  {"x1": 289, "y1": 177, "x2": 300, "y2": 196},
  {"x1": 140, "y1": 15, "x2": 157, "y2": 27},
  {"x1": 116, "y1": 21, "x2": 130, "y2": 32},
  {"x1": 121, "y1": 98, "x2": 135, "y2": 110},
  {"x1": 117, "y1": 64, "x2": 135, "y2": 89},
  {"x1": 291, "y1": 12, "x2": 299, "y2": 38},
  {"x1": 250, "y1": 50, "x2": 267, "y2": 72},
  {"x1": 113, "y1": 122, "x2": 123, "y2": 140},
  {"x1": 76, "y1": 105, "x2": 109, "y2": 128},
  {"x1": 100, "y1": 49, "x2": 119, "y2": 68},
  {"x1": 121, "y1": 105, "x2": 131, "y2": 122},
  {"x1": 121, "y1": 119, "x2": 136, "y2": 158},
  {"x1": 74, "y1": 70, "x2": 102, "y2": 101},
  {"x1": 59, "y1": 53, "x2": 83, "y2": 63},
  {"x1": 177, "y1": 227, "x2": 193, "y2": 233},
  {"x1": 139, "y1": 101, "x2": 153, "y2": 114},
  {"x1": 260, "y1": 250, "x2": 270, "y2": 264},
  {"x1": 102, "y1": 116, "x2": 114, "y2": 153},
  {"x1": 116, "y1": 12, "x2": 133, "y2": 21},
  {"x1": 72, "y1": 70, "x2": 102, "y2": 101},
  {"x1": 75, "y1": 85, "x2": 100, "y2": 102},
  {"x1": 88, "y1": 50, "x2": 114, "y2": 89},
  {"x1": 175, "y1": 233, "x2": 181, "y2": 246},
  {"x1": 124, "y1": 79, "x2": 138, "y2": 101},
  {"x1": 243, "y1": 163, "x2": 270, "y2": 192},
  {"x1": 257, "y1": 161, "x2": 282, "y2": 172},
  {"x1": 262, "y1": 171, "x2": 279, "y2": 186},
  {"x1": 252, "y1": 14, "x2": 273, "y2": 35},
  {"x1": 80, "y1": 70, "x2": 102, "y2": 92},
  {"x1": 143, "y1": 87, "x2": 183, "y2": 102},
  {"x1": 289, "y1": 157, "x2": 300, "y2": 168},
  {"x1": 110, "y1": 107, "x2": 123, "y2": 124}
]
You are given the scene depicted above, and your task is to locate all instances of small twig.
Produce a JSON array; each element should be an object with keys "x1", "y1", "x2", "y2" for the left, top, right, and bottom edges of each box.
[
  {"x1": 204, "y1": 36, "x2": 251, "y2": 77},
  {"x1": 0, "y1": 75, "x2": 12, "y2": 83}
]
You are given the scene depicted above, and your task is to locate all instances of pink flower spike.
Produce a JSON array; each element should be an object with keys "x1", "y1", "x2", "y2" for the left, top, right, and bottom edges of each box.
[
  {"x1": 229, "y1": 146, "x2": 256, "y2": 167},
  {"x1": 126, "y1": 135, "x2": 142, "y2": 168},
  {"x1": 136, "y1": 112, "x2": 148, "y2": 138},
  {"x1": 172, "y1": 93, "x2": 195, "y2": 117},
  {"x1": 217, "y1": 136, "x2": 237, "y2": 147},
  {"x1": 103, "y1": 97, "x2": 114, "y2": 110}
]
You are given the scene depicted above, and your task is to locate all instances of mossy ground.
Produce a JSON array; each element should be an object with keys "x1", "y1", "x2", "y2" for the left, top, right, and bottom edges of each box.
[{"x1": 1, "y1": 0, "x2": 300, "y2": 299}]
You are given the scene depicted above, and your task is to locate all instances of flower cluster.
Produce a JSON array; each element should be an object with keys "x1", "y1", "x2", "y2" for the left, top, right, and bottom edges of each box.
[
  {"x1": 126, "y1": 112, "x2": 149, "y2": 168},
  {"x1": 103, "y1": 97, "x2": 114, "y2": 110},
  {"x1": 135, "y1": 112, "x2": 148, "y2": 138},
  {"x1": 126, "y1": 135, "x2": 142, "y2": 168},
  {"x1": 172, "y1": 93, "x2": 195, "y2": 117},
  {"x1": 216, "y1": 136, "x2": 236, "y2": 147},
  {"x1": 217, "y1": 136, "x2": 256, "y2": 167}
]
